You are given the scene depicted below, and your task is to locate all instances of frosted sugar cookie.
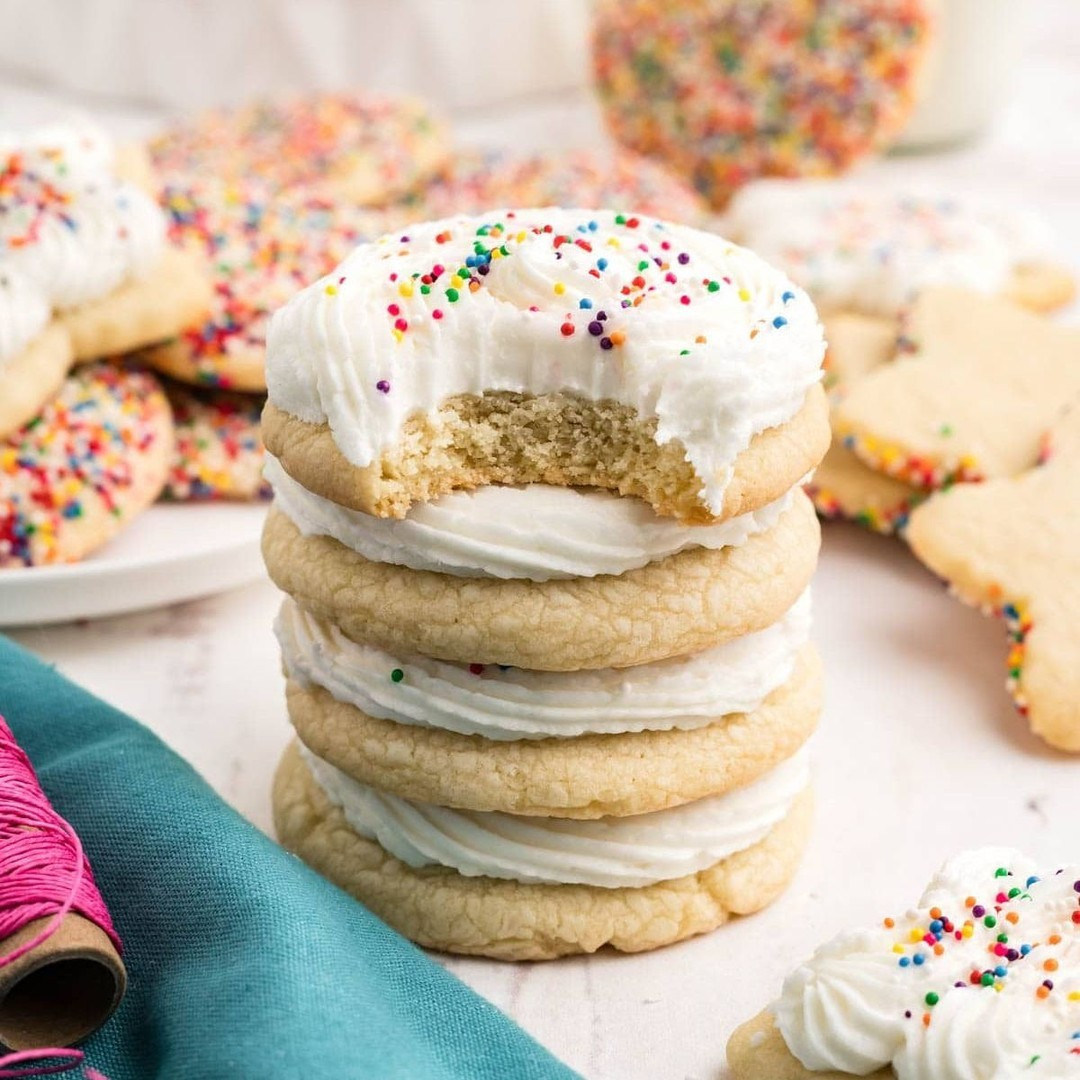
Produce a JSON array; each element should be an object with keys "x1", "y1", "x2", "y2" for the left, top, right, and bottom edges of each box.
[
  {"x1": 264, "y1": 208, "x2": 829, "y2": 524},
  {"x1": 0, "y1": 269, "x2": 73, "y2": 439},
  {"x1": 277, "y1": 590, "x2": 820, "y2": 817},
  {"x1": 261, "y1": 487, "x2": 820, "y2": 671},
  {"x1": 144, "y1": 179, "x2": 384, "y2": 391},
  {"x1": 0, "y1": 125, "x2": 211, "y2": 368},
  {"x1": 162, "y1": 381, "x2": 268, "y2": 502},
  {"x1": 274, "y1": 739, "x2": 813, "y2": 959},
  {"x1": 906, "y1": 407, "x2": 1080, "y2": 751},
  {"x1": 0, "y1": 364, "x2": 172, "y2": 567},
  {"x1": 592, "y1": 0, "x2": 934, "y2": 207},
  {"x1": 149, "y1": 92, "x2": 450, "y2": 205},
  {"x1": 393, "y1": 148, "x2": 709, "y2": 227},
  {"x1": 834, "y1": 288, "x2": 1080, "y2": 490},
  {"x1": 724, "y1": 180, "x2": 1076, "y2": 318},
  {"x1": 729, "y1": 848, "x2": 1080, "y2": 1078}
]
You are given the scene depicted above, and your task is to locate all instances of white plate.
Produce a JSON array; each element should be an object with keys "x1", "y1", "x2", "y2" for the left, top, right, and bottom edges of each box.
[{"x1": 0, "y1": 503, "x2": 268, "y2": 627}]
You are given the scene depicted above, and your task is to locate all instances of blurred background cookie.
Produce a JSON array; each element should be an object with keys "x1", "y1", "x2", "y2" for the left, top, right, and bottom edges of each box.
[
  {"x1": 0, "y1": 363, "x2": 172, "y2": 567},
  {"x1": 592, "y1": 0, "x2": 934, "y2": 207}
]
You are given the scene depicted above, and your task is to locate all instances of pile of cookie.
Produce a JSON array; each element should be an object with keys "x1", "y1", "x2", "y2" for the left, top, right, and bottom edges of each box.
[{"x1": 262, "y1": 208, "x2": 831, "y2": 959}]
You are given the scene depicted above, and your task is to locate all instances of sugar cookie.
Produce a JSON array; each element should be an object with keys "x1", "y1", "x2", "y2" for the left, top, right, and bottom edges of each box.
[
  {"x1": 162, "y1": 381, "x2": 268, "y2": 502},
  {"x1": 729, "y1": 848, "x2": 1080, "y2": 1079},
  {"x1": 906, "y1": 407, "x2": 1080, "y2": 750},
  {"x1": 264, "y1": 208, "x2": 829, "y2": 523},
  {"x1": 149, "y1": 92, "x2": 450, "y2": 205},
  {"x1": 145, "y1": 179, "x2": 385, "y2": 391},
  {"x1": 807, "y1": 312, "x2": 919, "y2": 533},
  {"x1": 282, "y1": 609, "x2": 820, "y2": 812},
  {"x1": 592, "y1": 0, "x2": 934, "y2": 207},
  {"x1": 262, "y1": 490, "x2": 820, "y2": 671},
  {"x1": 0, "y1": 364, "x2": 172, "y2": 567},
  {"x1": 834, "y1": 288, "x2": 1080, "y2": 490},
  {"x1": 274, "y1": 739, "x2": 813, "y2": 960},
  {"x1": 1, "y1": 125, "x2": 211, "y2": 375},
  {"x1": 725, "y1": 181, "x2": 1076, "y2": 318},
  {"x1": 0, "y1": 269, "x2": 73, "y2": 438},
  {"x1": 393, "y1": 148, "x2": 709, "y2": 227}
]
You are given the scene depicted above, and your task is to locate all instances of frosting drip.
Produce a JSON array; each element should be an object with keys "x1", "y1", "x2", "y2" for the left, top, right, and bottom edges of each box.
[
  {"x1": 301, "y1": 745, "x2": 809, "y2": 888},
  {"x1": 265, "y1": 208, "x2": 825, "y2": 513},
  {"x1": 0, "y1": 267, "x2": 50, "y2": 366}
]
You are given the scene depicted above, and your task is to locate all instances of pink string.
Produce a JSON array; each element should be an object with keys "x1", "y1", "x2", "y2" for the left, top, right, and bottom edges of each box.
[{"x1": 0, "y1": 717, "x2": 118, "y2": 1080}]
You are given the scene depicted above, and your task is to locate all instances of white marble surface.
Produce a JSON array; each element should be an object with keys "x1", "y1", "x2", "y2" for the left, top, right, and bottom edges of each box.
[{"x1": 5, "y1": 5, "x2": 1080, "y2": 1078}]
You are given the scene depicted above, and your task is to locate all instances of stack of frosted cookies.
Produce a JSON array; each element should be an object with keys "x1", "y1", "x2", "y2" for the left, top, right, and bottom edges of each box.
[{"x1": 262, "y1": 209, "x2": 831, "y2": 959}]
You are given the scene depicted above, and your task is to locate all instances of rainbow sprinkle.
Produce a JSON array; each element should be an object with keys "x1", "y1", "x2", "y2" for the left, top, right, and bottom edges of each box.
[
  {"x1": 592, "y1": 0, "x2": 933, "y2": 205},
  {"x1": 162, "y1": 383, "x2": 269, "y2": 502},
  {"x1": 0, "y1": 364, "x2": 168, "y2": 567}
]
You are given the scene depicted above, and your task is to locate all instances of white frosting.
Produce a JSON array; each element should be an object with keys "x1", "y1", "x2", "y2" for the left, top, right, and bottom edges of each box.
[
  {"x1": 277, "y1": 590, "x2": 811, "y2": 740},
  {"x1": 0, "y1": 267, "x2": 51, "y2": 366},
  {"x1": 265, "y1": 208, "x2": 825, "y2": 514},
  {"x1": 0, "y1": 124, "x2": 166, "y2": 311},
  {"x1": 265, "y1": 454, "x2": 796, "y2": 580},
  {"x1": 777, "y1": 847, "x2": 1080, "y2": 1079},
  {"x1": 724, "y1": 180, "x2": 1055, "y2": 318},
  {"x1": 301, "y1": 745, "x2": 809, "y2": 887}
]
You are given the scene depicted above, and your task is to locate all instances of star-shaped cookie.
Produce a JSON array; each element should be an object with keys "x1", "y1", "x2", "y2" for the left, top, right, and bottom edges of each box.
[
  {"x1": 834, "y1": 287, "x2": 1080, "y2": 489},
  {"x1": 906, "y1": 406, "x2": 1080, "y2": 750}
]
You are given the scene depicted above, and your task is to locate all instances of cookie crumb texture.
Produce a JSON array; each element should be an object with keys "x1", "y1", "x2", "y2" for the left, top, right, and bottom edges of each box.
[
  {"x1": 592, "y1": 0, "x2": 933, "y2": 206},
  {"x1": 728, "y1": 1011, "x2": 881, "y2": 1080},
  {"x1": 0, "y1": 364, "x2": 172, "y2": 567},
  {"x1": 263, "y1": 383, "x2": 829, "y2": 525},
  {"x1": 274, "y1": 741, "x2": 813, "y2": 960}
]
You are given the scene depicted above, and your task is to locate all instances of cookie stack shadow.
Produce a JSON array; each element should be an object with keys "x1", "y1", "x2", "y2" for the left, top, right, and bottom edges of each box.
[{"x1": 263, "y1": 407, "x2": 829, "y2": 961}]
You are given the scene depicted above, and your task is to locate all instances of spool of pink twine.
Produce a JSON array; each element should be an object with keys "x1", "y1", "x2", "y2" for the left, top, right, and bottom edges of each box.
[{"x1": 0, "y1": 717, "x2": 120, "y2": 1080}]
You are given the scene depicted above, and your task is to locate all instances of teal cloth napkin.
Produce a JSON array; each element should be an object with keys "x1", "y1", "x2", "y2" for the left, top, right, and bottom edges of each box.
[{"x1": 0, "y1": 635, "x2": 579, "y2": 1080}]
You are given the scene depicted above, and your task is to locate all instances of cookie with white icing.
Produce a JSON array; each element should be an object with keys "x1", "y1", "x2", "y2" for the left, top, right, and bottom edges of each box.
[
  {"x1": 724, "y1": 181, "x2": 1076, "y2": 319},
  {"x1": 278, "y1": 591, "x2": 821, "y2": 817},
  {"x1": 261, "y1": 488, "x2": 820, "y2": 671},
  {"x1": 274, "y1": 739, "x2": 813, "y2": 960},
  {"x1": 263, "y1": 209, "x2": 829, "y2": 524},
  {"x1": 729, "y1": 848, "x2": 1080, "y2": 1079},
  {"x1": 0, "y1": 269, "x2": 73, "y2": 438},
  {"x1": 0, "y1": 124, "x2": 211, "y2": 383}
]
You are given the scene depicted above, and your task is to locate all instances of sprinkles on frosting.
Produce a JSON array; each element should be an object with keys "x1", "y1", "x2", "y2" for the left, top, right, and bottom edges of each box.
[
  {"x1": 780, "y1": 851, "x2": 1080, "y2": 1075},
  {"x1": 592, "y1": 0, "x2": 933, "y2": 206},
  {"x1": 344, "y1": 209, "x2": 799, "y2": 394},
  {"x1": 0, "y1": 364, "x2": 167, "y2": 566}
]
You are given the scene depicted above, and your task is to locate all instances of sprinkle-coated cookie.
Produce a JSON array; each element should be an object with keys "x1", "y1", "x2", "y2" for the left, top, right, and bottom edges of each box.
[
  {"x1": 149, "y1": 92, "x2": 450, "y2": 205},
  {"x1": 0, "y1": 363, "x2": 172, "y2": 567},
  {"x1": 906, "y1": 407, "x2": 1080, "y2": 751},
  {"x1": 162, "y1": 380, "x2": 268, "y2": 502},
  {"x1": 592, "y1": 0, "x2": 934, "y2": 207},
  {"x1": 392, "y1": 148, "x2": 709, "y2": 227},
  {"x1": 144, "y1": 178, "x2": 386, "y2": 391}
]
